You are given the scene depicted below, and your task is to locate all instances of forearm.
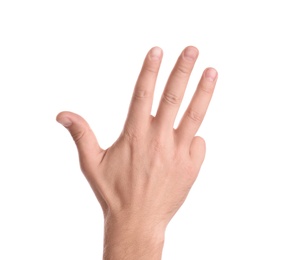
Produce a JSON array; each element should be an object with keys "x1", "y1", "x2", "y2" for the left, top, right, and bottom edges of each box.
[{"x1": 103, "y1": 214, "x2": 165, "y2": 260}]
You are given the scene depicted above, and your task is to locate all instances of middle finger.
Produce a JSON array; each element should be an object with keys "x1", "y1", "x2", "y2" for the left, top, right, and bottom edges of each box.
[{"x1": 154, "y1": 46, "x2": 198, "y2": 130}]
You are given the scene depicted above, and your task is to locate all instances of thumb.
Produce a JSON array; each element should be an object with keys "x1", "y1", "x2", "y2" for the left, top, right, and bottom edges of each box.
[{"x1": 56, "y1": 111, "x2": 103, "y2": 173}]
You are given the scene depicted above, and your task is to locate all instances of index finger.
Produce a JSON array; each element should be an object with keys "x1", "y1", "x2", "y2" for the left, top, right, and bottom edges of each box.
[{"x1": 124, "y1": 47, "x2": 162, "y2": 132}]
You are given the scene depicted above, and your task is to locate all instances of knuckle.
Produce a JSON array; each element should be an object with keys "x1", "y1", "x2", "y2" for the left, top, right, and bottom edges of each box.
[
  {"x1": 175, "y1": 63, "x2": 190, "y2": 76},
  {"x1": 186, "y1": 109, "x2": 203, "y2": 124},
  {"x1": 199, "y1": 82, "x2": 213, "y2": 94},
  {"x1": 133, "y1": 88, "x2": 152, "y2": 100},
  {"x1": 122, "y1": 125, "x2": 139, "y2": 144},
  {"x1": 71, "y1": 130, "x2": 86, "y2": 144},
  {"x1": 162, "y1": 91, "x2": 181, "y2": 106},
  {"x1": 151, "y1": 138, "x2": 163, "y2": 153},
  {"x1": 150, "y1": 133, "x2": 171, "y2": 154},
  {"x1": 144, "y1": 64, "x2": 158, "y2": 74}
]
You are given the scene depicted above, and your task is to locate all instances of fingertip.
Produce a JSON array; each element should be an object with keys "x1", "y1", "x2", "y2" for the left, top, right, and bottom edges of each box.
[
  {"x1": 190, "y1": 136, "x2": 206, "y2": 164},
  {"x1": 188, "y1": 45, "x2": 199, "y2": 53},
  {"x1": 56, "y1": 112, "x2": 72, "y2": 127},
  {"x1": 183, "y1": 46, "x2": 199, "y2": 60},
  {"x1": 193, "y1": 136, "x2": 206, "y2": 151},
  {"x1": 149, "y1": 46, "x2": 163, "y2": 61},
  {"x1": 204, "y1": 67, "x2": 218, "y2": 82}
]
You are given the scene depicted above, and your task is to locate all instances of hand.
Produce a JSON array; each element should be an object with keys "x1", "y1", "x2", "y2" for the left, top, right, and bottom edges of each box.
[{"x1": 56, "y1": 46, "x2": 217, "y2": 259}]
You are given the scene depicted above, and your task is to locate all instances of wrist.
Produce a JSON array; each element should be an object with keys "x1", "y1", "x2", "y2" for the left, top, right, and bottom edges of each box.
[{"x1": 103, "y1": 211, "x2": 166, "y2": 259}]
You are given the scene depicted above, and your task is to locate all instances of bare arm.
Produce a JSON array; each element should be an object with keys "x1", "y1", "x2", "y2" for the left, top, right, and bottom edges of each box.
[{"x1": 56, "y1": 46, "x2": 217, "y2": 259}]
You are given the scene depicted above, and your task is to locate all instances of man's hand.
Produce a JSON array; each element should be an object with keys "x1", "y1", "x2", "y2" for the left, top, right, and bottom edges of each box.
[{"x1": 56, "y1": 46, "x2": 217, "y2": 259}]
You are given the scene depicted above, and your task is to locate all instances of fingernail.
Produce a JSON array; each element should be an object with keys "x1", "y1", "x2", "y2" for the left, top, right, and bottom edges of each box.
[
  {"x1": 57, "y1": 117, "x2": 72, "y2": 127},
  {"x1": 205, "y1": 68, "x2": 217, "y2": 81},
  {"x1": 150, "y1": 47, "x2": 162, "y2": 61},
  {"x1": 183, "y1": 47, "x2": 198, "y2": 61}
]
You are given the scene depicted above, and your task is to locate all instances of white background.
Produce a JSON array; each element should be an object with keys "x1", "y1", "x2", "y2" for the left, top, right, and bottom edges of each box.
[{"x1": 1, "y1": 0, "x2": 287, "y2": 259}]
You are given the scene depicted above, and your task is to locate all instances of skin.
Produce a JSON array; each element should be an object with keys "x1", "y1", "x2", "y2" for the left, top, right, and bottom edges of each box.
[{"x1": 56, "y1": 46, "x2": 217, "y2": 259}]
